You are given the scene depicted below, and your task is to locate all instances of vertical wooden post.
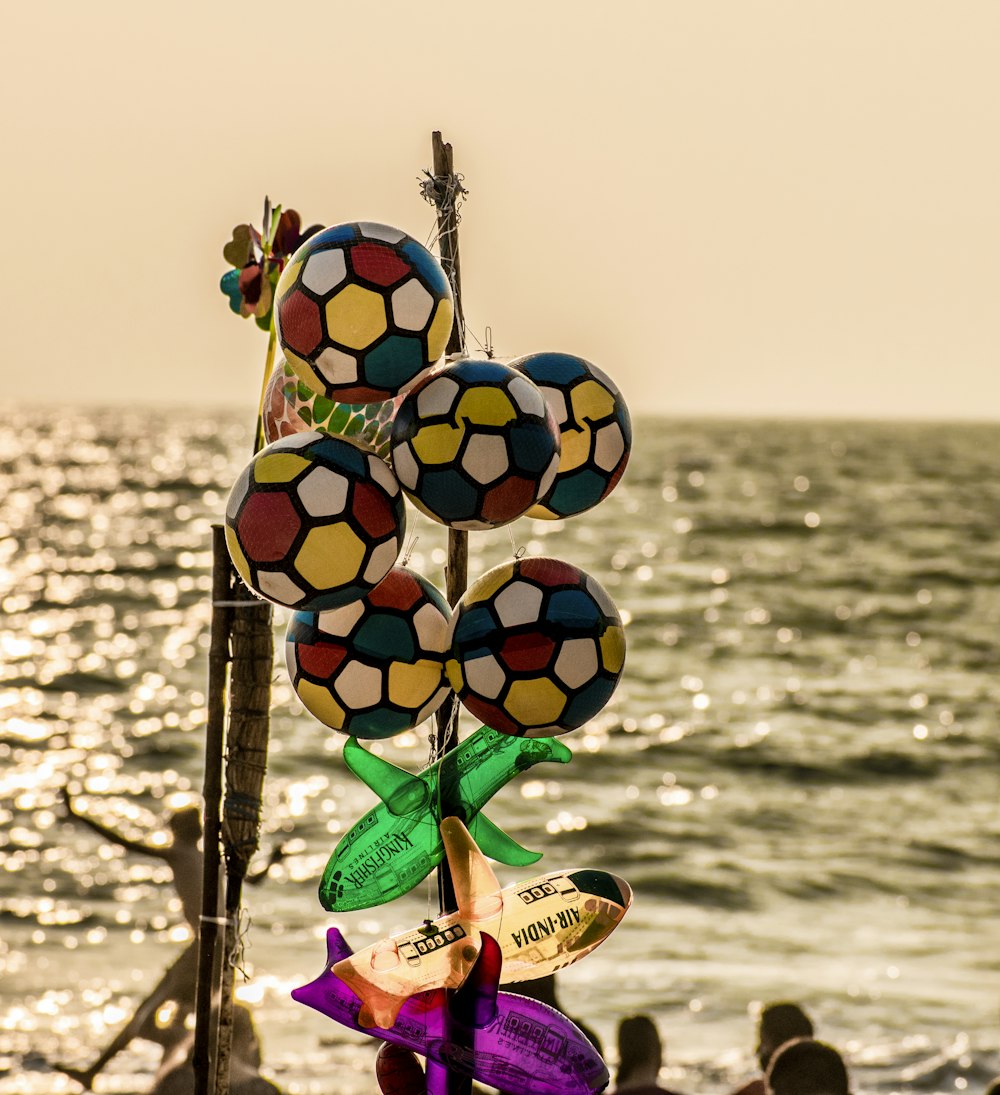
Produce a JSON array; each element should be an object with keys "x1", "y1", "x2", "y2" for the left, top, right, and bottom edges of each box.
[
  {"x1": 428, "y1": 130, "x2": 473, "y2": 1095},
  {"x1": 215, "y1": 584, "x2": 274, "y2": 1094},
  {"x1": 432, "y1": 131, "x2": 466, "y2": 359},
  {"x1": 192, "y1": 528, "x2": 234, "y2": 1095},
  {"x1": 429, "y1": 130, "x2": 470, "y2": 913}
]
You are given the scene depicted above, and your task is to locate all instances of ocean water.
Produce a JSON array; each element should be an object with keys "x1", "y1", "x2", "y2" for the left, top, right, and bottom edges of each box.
[{"x1": 0, "y1": 409, "x2": 998, "y2": 1095}]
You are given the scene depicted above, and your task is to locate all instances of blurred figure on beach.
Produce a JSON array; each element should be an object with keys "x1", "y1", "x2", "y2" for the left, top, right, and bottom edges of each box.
[
  {"x1": 63, "y1": 790, "x2": 206, "y2": 928},
  {"x1": 55, "y1": 791, "x2": 284, "y2": 1090},
  {"x1": 612, "y1": 1014, "x2": 686, "y2": 1095},
  {"x1": 764, "y1": 1037, "x2": 849, "y2": 1095},
  {"x1": 151, "y1": 1004, "x2": 282, "y2": 1095},
  {"x1": 731, "y1": 1002, "x2": 815, "y2": 1095}
]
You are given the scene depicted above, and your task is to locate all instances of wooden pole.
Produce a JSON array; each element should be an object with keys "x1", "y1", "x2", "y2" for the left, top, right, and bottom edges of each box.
[
  {"x1": 192, "y1": 527, "x2": 234, "y2": 1095},
  {"x1": 215, "y1": 583, "x2": 274, "y2": 1094},
  {"x1": 432, "y1": 131, "x2": 466, "y2": 359},
  {"x1": 428, "y1": 130, "x2": 473, "y2": 1095},
  {"x1": 429, "y1": 130, "x2": 469, "y2": 913}
]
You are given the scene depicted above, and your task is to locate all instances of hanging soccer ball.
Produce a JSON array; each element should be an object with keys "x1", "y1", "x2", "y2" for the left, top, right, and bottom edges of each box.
[
  {"x1": 225, "y1": 432, "x2": 406, "y2": 611},
  {"x1": 509, "y1": 352, "x2": 632, "y2": 521},
  {"x1": 286, "y1": 567, "x2": 451, "y2": 739},
  {"x1": 274, "y1": 222, "x2": 453, "y2": 403},
  {"x1": 446, "y1": 557, "x2": 626, "y2": 737},
  {"x1": 262, "y1": 360, "x2": 402, "y2": 458},
  {"x1": 389, "y1": 359, "x2": 561, "y2": 530}
]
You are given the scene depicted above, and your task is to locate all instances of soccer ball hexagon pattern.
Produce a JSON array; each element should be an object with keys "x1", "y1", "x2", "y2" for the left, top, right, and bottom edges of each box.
[
  {"x1": 286, "y1": 567, "x2": 452, "y2": 739},
  {"x1": 274, "y1": 222, "x2": 453, "y2": 404},
  {"x1": 446, "y1": 556, "x2": 626, "y2": 737},
  {"x1": 389, "y1": 359, "x2": 561, "y2": 530},
  {"x1": 225, "y1": 431, "x2": 406, "y2": 611},
  {"x1": 509, "y1": 352, "x2": 632, "y2": 521}
]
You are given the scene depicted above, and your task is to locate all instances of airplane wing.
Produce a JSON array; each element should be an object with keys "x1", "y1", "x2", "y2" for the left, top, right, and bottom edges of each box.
[
  {"x1": 468, "y1": 813, "x2": 542, "y2": 867},
  {"x1": 342, "y1": 736, "x2": 429, "y2": 816}
]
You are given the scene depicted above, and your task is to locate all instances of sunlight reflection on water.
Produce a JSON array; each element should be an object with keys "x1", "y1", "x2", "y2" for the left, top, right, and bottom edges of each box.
[{"x1": 1, "y1": 410, "x2": 998, "y2": 1093}]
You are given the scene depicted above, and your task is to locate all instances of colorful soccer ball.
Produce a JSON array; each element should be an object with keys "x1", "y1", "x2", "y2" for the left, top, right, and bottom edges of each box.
[
  {"x1": 225, "y1": 432, "x2": 406, "y2": 611},
  {"x1": 446, "y1": 557, "x2": 626, "y2": 737},
  {"x1": 389, "y1": 360, "x2": 561, "y2": 530},
  {"x1": 509, "y1": 352, "x2": 632, "y2": 520},
  {"x1": 286, "y1": 567, "x2": 451, "y2": 739},
  {"x1": 274, "y1": 222, "x2": 453, "y2": 404},
  {"x1": 262, "y1": 360, "x2": 402, "y2": 458}
]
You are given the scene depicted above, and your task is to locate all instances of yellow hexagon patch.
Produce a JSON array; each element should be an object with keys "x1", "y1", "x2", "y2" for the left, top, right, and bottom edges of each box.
[
  {"x1": 326, "y1": 285, "x2": 387, "y2": 350},
  {"x1": 276, "y1": 259, "x2": 303, "y2": 302},
  {"x1": 388, "y1": 659, "x2": 442, "y2": 709},
  {"x1": 570, "y1": 379, "x2": 616, "y2": 421},
  {"x1": 505, "y1": 678, "x2": 567, "y2": 727},
  {"x1": 296, "y1": 523, "x2": 365, "y2": 588},
  {"x1": 445, "y1": 657, "x2": 464, "y2": 693},
  {"x1": 254, "y1": 453, "x2": 312, "y2": 484},
  {"x1": 411, "y1": 423, "x2": 463, "y2": 465},
  {"x1": 466, "y1": 562, "x2": 516, "y2": 606},
  {"x1": 599, "y1": 626, "x2": 626, "y2": 674},
  {"x1": 427, "y1": 298, "x2": 454, "y2": 361},
  {"x1": 557, "y1": 428, "x2": 591, "y2": 472},
  {"x1": 225, "y1": 526, "x2": 251, "y2": 586},
  {"x1": 297, "y1": 679, "x2": 346, "y2": 730},
  {"x1": 283, "y1": 350, "x2": 325, "y2": 397},
  {"x1": 456, "y1": 386, "x2": 516, "y2": 427}
]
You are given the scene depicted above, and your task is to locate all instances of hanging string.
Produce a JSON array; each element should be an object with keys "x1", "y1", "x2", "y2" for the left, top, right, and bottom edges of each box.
[
  {"x1": 419, "y1": 169, "x2": 467, "y2": 240},
  {"x1": 425, "y1": 869, "x2": 435, "y2": 926},
  {"x1": 227, "y1": 907, "x2": 253, "y2": 980},
  {"x1": 507, "y1": 526, "x2": 526, "y2": 561},
  {"x1": 419, "y1": 166, "x2": 469, "y2": 356},
  {"x1": 401, "y1": 534, "x2": 419, "y2": 568},
  {"x1": 463, "y1": 325, "x2": 493, "y2": 358}
]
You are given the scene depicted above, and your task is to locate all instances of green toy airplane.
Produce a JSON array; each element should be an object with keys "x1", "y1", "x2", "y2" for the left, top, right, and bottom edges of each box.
[{"x1": 319, "y1": 725, "x2": 572, "y2": 912}]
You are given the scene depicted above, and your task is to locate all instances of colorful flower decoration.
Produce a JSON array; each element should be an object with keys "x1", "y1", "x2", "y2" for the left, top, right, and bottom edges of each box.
[{"x1": 220, "y1": 199, "x2": 322, "y2": 331}]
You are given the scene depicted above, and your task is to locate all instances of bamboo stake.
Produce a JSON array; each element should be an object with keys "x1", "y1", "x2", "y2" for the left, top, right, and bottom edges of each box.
[
  {"x1": 192, "y1": 527, "x2": 235, "y2": 1095},
  {"x1": 215, "y1": 583, "x2": 274, "y2": 1094}
]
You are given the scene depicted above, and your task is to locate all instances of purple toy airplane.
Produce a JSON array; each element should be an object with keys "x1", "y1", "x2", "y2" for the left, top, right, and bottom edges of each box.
[{"x1": 292, "y1": 927, "x2": 609, "y2": 1095}]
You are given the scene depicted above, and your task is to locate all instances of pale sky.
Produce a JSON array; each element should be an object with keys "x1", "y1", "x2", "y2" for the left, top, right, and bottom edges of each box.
[{"x1": 3, "y1": 1, "x2": 998, "y2": 419}]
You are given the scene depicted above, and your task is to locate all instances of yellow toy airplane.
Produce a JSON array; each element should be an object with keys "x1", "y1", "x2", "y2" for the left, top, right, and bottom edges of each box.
[{"x1": 333, "y1": 816, "x2": 632, "y2": 1028}]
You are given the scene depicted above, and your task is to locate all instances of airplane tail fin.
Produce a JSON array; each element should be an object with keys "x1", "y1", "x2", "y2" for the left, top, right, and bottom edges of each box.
[
  {"x1": 441, "y1": 817, "x2": 503, "y2": 923},
  {"x1": 324, "y1": 927, "x2": 354, "y2": 965}
]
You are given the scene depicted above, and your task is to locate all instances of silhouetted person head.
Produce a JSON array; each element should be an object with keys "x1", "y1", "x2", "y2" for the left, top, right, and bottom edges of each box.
[
  {"x1": 765, "y1": 1037, "x2": 848, "y2": 1095},
  {"x1": 758, "y1": 1003, "x2": 815, "y2": 1070},
  {"x1": 985, "y1": 1080, "x2": 1000, "y2": 1095},
  {"x1": 168, "y1": 807, "x2": 202, "y2": 843},
  {"x1": 616, "y1": 1014, "x2": 663, "y2": 1088},
  {"x1": 232, "y1": 1005, "x2": 262, "y2": 1070}
]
